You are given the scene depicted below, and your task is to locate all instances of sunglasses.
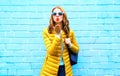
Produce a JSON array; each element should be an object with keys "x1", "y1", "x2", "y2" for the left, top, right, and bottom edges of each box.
[{"x1": 52, "y1": 12, "x2": 64, "y2": 16}]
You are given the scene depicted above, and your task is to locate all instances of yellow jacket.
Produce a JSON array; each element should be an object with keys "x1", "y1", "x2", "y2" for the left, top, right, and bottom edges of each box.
[{"x1": 40, "y1": 28, "x2": 79, "y2": 76}]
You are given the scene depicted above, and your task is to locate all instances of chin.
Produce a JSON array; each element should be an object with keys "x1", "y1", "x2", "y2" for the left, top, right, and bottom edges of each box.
[
  {"x1": 56, "y1": 21, "x2": 61, "y2": 23},
  {"x1": 56, "y1": 20, "x2": 62, "y2": 23}
]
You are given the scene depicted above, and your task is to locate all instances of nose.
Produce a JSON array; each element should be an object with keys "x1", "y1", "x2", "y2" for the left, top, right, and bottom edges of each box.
[{"x1": 56, "y1": 13, "x2": 59, "y2": 16}]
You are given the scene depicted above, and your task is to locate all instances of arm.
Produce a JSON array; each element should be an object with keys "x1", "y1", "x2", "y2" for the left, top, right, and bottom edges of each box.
[
  {"x1": 42, "y1": 28, "x2": 61, "y2": 56},
  {"x1": 69, "y1": 30, "x2": 80, "y2": 53}
]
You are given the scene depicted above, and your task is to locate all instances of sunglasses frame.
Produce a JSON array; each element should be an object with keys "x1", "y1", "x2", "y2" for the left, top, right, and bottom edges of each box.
[{"x1": 52, "y1": 12, "x2": 64, "y2": 16}]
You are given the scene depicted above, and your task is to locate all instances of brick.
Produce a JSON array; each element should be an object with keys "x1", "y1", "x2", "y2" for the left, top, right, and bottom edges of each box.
[
  {"x1": 8, "y1": 69, "x2": 16, "y2": 75},
  {"x1": 16, "y1": 69, "x2": 33, "y2": 76},
  {"x1": 0, "y1": 44, "x2": 5, "y2": 50},
  {"x1": 14, "y1": 63, "x2": 31, "y2": 69},
  {"x1": 0, "y1": 70, "x2": 7, "y2": 76}
]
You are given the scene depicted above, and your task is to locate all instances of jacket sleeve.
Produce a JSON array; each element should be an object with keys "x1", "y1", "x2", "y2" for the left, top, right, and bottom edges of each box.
[
  {"x1": 42, "y1": 28, "x2": 61, "y2": 56},
  {"x1": 69, "y1": 30, "x2": 80, "y2": 53}
]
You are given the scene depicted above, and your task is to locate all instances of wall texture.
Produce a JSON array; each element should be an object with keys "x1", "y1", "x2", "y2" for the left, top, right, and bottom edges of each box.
[{"x1": 0, "y1": 0, "x2": 120, "y2": 76}]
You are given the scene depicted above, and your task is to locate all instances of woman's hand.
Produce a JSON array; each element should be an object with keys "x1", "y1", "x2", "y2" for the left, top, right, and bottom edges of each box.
[
  {"x1": 55, "y1": 24, "x2": 61, "y2": 34},
  {"x1": 65, "y1": 38, "x2": 71, "y2": 44},
  {"x1": 65, "y1": 38, "x2": 72, "y2": 48}
]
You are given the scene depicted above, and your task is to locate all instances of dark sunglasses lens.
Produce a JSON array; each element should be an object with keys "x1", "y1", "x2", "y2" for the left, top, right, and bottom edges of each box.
[
  {"x1": 52, "y1": 12, "x2": 57, "y2": 16},
  {"x1": 58, "y1": 12, "x2": 63, "y2": 15}
]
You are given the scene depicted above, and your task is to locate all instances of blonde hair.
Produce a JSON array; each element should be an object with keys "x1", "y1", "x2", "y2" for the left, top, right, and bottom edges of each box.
[{"x1": 48, "y1": 6, "x2": 70, "y2": 37}]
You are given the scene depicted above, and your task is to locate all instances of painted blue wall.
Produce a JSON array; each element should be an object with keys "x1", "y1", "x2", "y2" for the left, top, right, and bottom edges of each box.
[{"x1": 0, "y1": 0, "x2": 120, "y2": 76}]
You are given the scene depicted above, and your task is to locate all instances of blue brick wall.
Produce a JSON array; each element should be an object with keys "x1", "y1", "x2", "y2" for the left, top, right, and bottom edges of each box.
[{"x1": 0, "y1": 0, "x2": 120, "y2": 76}]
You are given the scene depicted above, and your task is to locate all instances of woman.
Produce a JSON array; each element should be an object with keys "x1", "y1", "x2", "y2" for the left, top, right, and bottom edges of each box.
[{"x1": 40, "y1": 6, "x2": 79, "y2": 76}]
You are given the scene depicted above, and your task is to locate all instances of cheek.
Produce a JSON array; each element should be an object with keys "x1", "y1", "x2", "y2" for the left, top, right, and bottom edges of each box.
[
  {"x1": 53, "y1": 16, "x2": 56, "y2": 21},
  {"x1": 59, "y1": 16, "x2": 63, "y2": 21}
]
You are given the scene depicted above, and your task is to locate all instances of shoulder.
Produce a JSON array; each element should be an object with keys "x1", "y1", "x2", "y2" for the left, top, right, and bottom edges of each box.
[
  {"x1": 43, "y1": 27, "x2": 48, "y2": 33},
  {"x1": 69, "y1": 29, "x2": 74, "y2": 34},
  {"x1": 42, "y1": 27, "x2": 49, "y2": 35},
  {"x1": 42, "y1": 27, "x2": 49, "y2": 37},
  {"x1": 69, "y1": 29, "x2": 77, "y2": 38}
]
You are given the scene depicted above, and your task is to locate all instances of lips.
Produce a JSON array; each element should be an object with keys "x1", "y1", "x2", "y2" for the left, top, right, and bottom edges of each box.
[{"x1": 56, "y1": 18, "x2": 59, "y2": 21}]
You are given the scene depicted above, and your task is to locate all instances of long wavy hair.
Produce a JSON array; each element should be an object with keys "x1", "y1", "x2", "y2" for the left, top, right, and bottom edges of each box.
[{"x1": 48, "y1": 6, "x2": 70, "y2": 37}]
